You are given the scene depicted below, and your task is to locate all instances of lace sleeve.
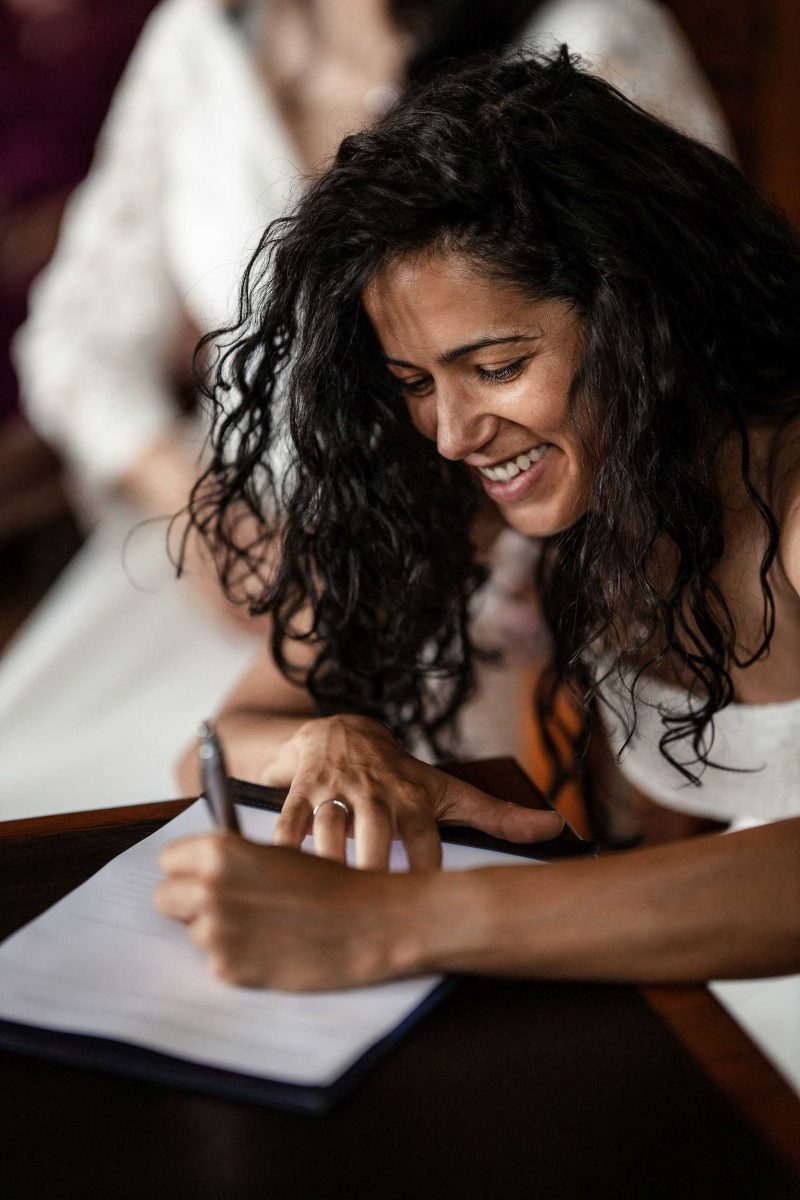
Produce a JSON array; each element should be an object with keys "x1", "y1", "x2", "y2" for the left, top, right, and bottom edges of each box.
[
  {"x1": 13, "y1": 3, "x2": 187, "y2": 495},
  {"x1": 523, "y1": 0, "x2": 734, "y2": 156}
]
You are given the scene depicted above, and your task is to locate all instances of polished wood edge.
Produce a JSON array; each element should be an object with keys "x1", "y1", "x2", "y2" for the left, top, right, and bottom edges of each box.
[
  {"x1": 0, "y1": 798, "x2": 194, "y2": 841},
  {"x1": 643, "y1": 984, "x2": 800, "y2": 1178}
]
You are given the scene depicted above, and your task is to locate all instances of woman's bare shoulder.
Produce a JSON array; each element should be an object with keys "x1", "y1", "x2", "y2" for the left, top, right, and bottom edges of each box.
[{"x1": 771, "y1": 417, "x2": 800, "y2": 597}]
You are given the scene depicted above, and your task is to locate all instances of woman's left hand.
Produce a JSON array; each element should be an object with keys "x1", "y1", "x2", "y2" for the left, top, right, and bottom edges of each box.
[{"x1": 155, "y1": 832, "x2": 407, "y2": 990}]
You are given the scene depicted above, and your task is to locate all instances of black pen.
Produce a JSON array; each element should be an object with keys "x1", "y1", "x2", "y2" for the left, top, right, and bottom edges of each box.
[{"x1": 198, "y1": 721, "x2": 241, "y2": 834}]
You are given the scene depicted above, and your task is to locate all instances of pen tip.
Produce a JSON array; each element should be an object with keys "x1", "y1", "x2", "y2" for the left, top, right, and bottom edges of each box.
[{"x1": 197, "y1": 720, "x2": 214, "y2": 741}]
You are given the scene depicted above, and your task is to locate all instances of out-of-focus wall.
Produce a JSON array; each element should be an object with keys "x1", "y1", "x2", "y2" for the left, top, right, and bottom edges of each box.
[{"x1": 668, "y1": 0, "x2": 800, "y2": 225}]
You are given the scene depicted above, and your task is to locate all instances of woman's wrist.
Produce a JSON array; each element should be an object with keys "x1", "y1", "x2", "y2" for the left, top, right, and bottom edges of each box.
[
  {"x1": 293, "y1": 712, "x2": 393, "y2": 749},
  {"x1": 252, "y1": 711, "x2": 396, "y2": 791},
  {"x1": 374, "y1": 867, "x2": 500, "y2": 979},
  {"x1": 384, "y1": 864, "x2": 566, "y2": 981},
  {"x1": 356, "y1": 870, "x2": 436, "y2": 980}
]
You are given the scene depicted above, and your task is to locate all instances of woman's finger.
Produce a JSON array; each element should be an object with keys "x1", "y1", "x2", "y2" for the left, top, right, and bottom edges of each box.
[
  {"x1": 154, "y1": 877, "x2": 209, "y2": 923},
  {"x1": 353, "y1": 800, "x2": 393, "y2": 871},
  {"x1": 395, "y1": 806, "x2": 442, "y2": 871},
  {"x1": 159, "y1": 832, "x2": 236, "y2": 880},
  {"x1": 273, "y1": 789, "x2": 312, "y2": 848},
  {"x1": 440, "y1": 780, "x2": 565, "y2": 844},
  {"x1": 188, "y1": 911, "x2": 224, "y2": 951},
  {"x1": 311, "y1": 796, "x2": 351, "y2": 863}
]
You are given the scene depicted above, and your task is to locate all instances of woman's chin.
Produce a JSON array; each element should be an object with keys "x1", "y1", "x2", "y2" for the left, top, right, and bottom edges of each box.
[
  {"x1": 503, "y1": 512, "x2": 567, "y2": 538},
  {"x1": 500, "y1": 494, "x2": 586, "y2": 539},
  {"x1": 481, "y1": 448, "x2": 586, "y2": 538}
]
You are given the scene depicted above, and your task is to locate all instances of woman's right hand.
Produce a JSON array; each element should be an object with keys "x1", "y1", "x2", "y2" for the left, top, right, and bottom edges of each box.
[{"x1": 264, "y1": 714, "x2": 565, "y2": 871}]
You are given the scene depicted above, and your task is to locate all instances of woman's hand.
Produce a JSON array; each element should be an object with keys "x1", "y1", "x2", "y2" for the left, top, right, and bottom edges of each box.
[
  {"x1": 155, "y1": 832, "x2": 410, "y2": 990},
  {"x1": 264, "y1": 714, "x2": 564, "y2": 870}
]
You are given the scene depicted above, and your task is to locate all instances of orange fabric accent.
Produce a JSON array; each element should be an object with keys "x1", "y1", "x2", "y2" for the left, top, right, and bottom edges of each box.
[{"x1": 519, "y1": 670, "x2": 592, "y2": 839}]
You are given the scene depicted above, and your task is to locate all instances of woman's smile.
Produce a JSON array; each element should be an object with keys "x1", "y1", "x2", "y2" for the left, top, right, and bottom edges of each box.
[
  {"x1": 473, "y1": 441, "x2": 557, "y2": 503},
  {"x1": 363, "y1": 252, "x2": 590, "y2": 537}
]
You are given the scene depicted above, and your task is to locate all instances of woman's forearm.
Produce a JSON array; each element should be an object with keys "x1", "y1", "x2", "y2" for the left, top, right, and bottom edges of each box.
[
  {"x1": 121, "y1": 432, "x2": 199, "y2": 515},
  {"x1": 217, "y1": 709, "x2": 315, "y2": 785},
  {"x1": 407, "y1": 817, "x2": 800, "y2": 983}
]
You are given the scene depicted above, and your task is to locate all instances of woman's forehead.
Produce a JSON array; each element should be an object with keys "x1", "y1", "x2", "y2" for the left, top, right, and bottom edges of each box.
[{"x1": 362, "y1": 252, "x2": 576, "y2": 360}]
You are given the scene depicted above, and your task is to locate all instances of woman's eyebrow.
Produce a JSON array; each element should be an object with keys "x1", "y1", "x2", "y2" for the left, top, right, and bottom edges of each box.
[{"x1": 384, "y1": 334, "x2": 539, "y2": 369}]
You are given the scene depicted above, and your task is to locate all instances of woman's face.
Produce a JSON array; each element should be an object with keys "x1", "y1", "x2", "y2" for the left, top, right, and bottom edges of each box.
[{"x1": 363, "y1": 252, "x2": 590, "y2": 538}]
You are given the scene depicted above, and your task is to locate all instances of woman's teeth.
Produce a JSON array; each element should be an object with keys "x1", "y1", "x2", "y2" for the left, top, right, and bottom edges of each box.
[{"x1": 477, "y1": 445, "x2": 547, "y2": 482}]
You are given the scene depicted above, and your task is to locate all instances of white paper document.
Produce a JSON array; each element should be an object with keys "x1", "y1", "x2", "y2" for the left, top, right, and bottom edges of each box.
[{"x1": 0, "y1": 803, "x2": 540, "y2": 1089}]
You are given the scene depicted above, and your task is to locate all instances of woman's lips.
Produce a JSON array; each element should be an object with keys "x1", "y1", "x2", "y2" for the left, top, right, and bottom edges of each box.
[{"x1": 475, "y1": 444, "x2": 555, "y2": 504}]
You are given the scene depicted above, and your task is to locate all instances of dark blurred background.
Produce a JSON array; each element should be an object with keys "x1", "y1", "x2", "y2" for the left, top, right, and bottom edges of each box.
[
  {"x1": 1, "y1": 0, "x2": 799, "y2": 646},
  {"x1": 671, "y1": 0, "x2": 800, "y2": 224}
]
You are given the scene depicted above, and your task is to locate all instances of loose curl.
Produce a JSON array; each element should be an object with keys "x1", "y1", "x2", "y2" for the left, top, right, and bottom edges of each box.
[{"x1": 185, "y1": 49, "x2": 800, "y2": 790}]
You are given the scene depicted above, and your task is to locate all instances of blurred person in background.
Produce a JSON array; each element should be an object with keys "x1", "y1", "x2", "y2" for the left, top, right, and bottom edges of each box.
[{"x1": 0, "y1": 0, "x2": 730, "y2": 817}]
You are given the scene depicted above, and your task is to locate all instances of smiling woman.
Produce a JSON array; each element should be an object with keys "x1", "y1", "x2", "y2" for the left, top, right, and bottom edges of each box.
[
  {"x1": 364, "y1": 261, "x2": 587, "y2": 535},
  {"x1": 157, "y1": 49, "x2": 800, "y2": 991}
]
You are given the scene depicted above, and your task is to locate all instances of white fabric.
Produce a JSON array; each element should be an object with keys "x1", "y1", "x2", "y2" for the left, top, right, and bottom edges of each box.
[
  {"x1": 525, "y1": 0, "x2": 733, "y2": 156},
  {"x1": 600, "y1": 670, "x2": 800, "y2": 823},
  {"x1": 0, "y1": 502, "x2": 258, "y2": 816}
]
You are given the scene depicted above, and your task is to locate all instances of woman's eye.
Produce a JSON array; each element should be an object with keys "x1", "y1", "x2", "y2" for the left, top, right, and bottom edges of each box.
[
  {"x1": 476, "y1": 357, "x2": 528, "y2": 384},
  {"x1": 396, "y1": 376, "x2": 433, "y2": 397}
]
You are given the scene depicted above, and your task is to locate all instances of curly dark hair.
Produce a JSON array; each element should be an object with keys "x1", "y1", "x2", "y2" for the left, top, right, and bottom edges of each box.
[{"x1": 186, "y1": 49, "x2": 800, "y2": 791}]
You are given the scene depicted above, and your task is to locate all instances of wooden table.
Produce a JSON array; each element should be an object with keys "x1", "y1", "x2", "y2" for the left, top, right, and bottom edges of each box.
[{"x1": 1, "y1": 785, "x2": 799, "y2": 1200}]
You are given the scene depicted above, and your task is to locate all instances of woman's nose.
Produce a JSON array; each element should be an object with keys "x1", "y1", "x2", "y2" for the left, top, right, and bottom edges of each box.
[{"x1": 434, "y1": 386, "x2": 496, "y2": 462}]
